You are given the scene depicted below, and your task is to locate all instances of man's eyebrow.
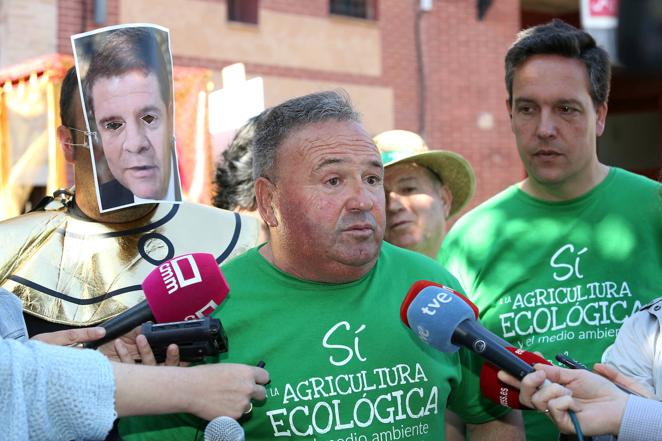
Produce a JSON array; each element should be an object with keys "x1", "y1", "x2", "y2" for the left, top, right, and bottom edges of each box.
[
  {"x1": 98, "y1": 114, "x2": 124, "y2": 127},
  {"x1": 396, "y1": 176, "x2": 418, "y2": 184},
  {"x1": 556, "y1": 99, "x2": 584, "y2": 107},
  {"x1": 314, "y1": 158, "x2": 383, "y2": 172},
  {"x1": 139, "y1": 105, "x2": 163, "y2": 115},
  {"x1": 314, "y1": 157, "x2": 344, "y2": 172},
  {"x1": 369, "y1": 159, "x2": 383, "y2": 170},
  {"x1": 513, "y1": 97, "x2": 535, "y2": 105}
]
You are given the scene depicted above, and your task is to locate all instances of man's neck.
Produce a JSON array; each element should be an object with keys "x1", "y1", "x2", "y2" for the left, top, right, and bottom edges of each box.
[
  {"x1": 521, "y1": 163, "x2": 610, "y2": 202},
  {"x1": 259, "y1": 243, "x2": 375, "y2": 284}
]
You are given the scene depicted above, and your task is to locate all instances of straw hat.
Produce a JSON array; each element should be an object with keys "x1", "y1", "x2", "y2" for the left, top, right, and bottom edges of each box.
[{"x1": 373, "y1": 130, "x2": 476, "y2": 218}]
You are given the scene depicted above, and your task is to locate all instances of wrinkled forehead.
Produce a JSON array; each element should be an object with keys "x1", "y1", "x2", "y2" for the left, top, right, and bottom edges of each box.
[
  {"x1": 279, "y1": 121, "x2": 382, "y2": 176},
  {"x1": 288, "y1": 120, "x2": 379, "y2": 156}
]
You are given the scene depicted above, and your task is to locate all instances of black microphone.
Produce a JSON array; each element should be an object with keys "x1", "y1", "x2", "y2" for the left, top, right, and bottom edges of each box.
[
  {"x1": 84, "y1": 300, "x2": 153, "y2": 349},
  {"x1": 204, "y1": 416, "x2": 245, "y2": 441},
  {"x1": 401, "y1": 282, "x2": 535, "y2": 380}
]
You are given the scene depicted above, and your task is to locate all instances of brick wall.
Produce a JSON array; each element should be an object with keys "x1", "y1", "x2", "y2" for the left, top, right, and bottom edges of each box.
[
  {"x1": 0, "y1": 0, "x2": 57, "y2": 68},
  {"x1": 378, "y1": 0, "x2": 523, "y2": 212},
  {"x1": 416, "y1": 0, "x2": 523, "y2": 210},
  {"x1": 57, "y1": 0, "x2": 119, "y2": 55}
]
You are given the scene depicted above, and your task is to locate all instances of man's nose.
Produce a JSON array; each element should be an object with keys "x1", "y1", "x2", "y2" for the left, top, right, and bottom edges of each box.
[
  {"x1": 536, "y1": 108, "x2": 557, "y2": 139},
  {"x1": 386, "y1": 191, "x2": 405, "y2": 213},
  {"x1": 347, "y1": 179, "x2": 376, "y2": 212},
  {"x1": 123, "y1": 121, "x2": 150, "y2": 154}
]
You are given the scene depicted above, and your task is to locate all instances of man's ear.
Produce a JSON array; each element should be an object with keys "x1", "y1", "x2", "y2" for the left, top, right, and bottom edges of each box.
[
  {"x1": 255, "y1": 177, "x2": 278, "y2": 228},
  {"x1": 439, "y1": 185, "x2": 453, "y2": 219},
  {"x1": 57, "y1": 125, "x2": 75, "y2": 164},
  {"x1": 595, "y1": 102, "x2": 608, "y2": 137},
  {"x1": 505, "y1": 98, "x2": 513, "y2": 119}
]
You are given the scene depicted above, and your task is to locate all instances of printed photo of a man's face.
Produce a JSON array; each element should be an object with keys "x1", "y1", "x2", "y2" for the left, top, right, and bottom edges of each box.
[{"x1": 72, "y1": 24, "x2": 182, "y2": 212}]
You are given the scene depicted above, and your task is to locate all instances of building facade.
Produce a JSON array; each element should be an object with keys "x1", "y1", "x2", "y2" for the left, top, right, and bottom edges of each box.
[{"x1": 1, "y1": 0, "x2": 659, "y2": 215}]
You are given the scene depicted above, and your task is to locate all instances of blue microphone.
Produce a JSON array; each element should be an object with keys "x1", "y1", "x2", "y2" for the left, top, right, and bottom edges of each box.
[{"x1": 402, "y1": 283, "x2": 535, "y2": 380}]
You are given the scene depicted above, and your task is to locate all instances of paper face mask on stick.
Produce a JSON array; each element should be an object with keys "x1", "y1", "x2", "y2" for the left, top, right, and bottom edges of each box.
[{"x1": 72, "y1": 24, "x2": 182, "y2": 212}]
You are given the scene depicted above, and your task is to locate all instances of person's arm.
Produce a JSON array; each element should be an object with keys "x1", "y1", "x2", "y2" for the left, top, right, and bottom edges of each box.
[
  {"x1": 1, "y1": 333, "x2": 269, "y2": 440},
  {"x1": 498, "y1": 364, "x2": 627, "y2": 436},
  {"x1": 0, "y1": 337, "x2": 117, "y2": 441},
  {"x1": 618, "y1": 395, "x2": 662, "y2": 441},
  {"x1": 466, "y1": 411, "x2": 525, "y2": 441},
  {"x1": 113, "y1": 362, "x2": 269, "y2": 420}
]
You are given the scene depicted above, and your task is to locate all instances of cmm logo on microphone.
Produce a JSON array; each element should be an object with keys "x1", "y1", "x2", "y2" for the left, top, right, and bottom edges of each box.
[{"x1": 159, "y1": 255, "x2": 203, "y2": 294}]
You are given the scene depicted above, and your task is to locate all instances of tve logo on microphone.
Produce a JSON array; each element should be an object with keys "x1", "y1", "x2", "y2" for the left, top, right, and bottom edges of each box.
[
  {"x1": 159, "y1": 255, "x2": 203, "y2": 294},
  {"x1": 419, "y1": 289, "x2": 454, "y2": 316}
]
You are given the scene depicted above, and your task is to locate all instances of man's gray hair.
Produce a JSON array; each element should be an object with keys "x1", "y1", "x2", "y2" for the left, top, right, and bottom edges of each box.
[{"x1": 253, "y1": 90, "x2": 361, "y2": 181}]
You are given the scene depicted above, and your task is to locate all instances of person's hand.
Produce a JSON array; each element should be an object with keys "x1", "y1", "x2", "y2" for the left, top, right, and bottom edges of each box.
[
  {"x1": 98, "y1": 325, "x2": 183, "y2": 366},
  {"x1": 498, "y1": 364, "x2": 628, "y2": 436},
  {"x1": 180, "y1": 363, "x2": 270, "y2": 420},
  {"x1": 592, "y1": 363, "x2": 655, "y2": 399},
  {"x1": 31, "y1": 327, "x2": 106, "y2": 346}
]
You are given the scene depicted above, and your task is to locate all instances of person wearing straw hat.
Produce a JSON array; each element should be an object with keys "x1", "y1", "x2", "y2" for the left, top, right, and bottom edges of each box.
[{"x1": 374, "y1": 129, "x2": 476, "y2": 259}]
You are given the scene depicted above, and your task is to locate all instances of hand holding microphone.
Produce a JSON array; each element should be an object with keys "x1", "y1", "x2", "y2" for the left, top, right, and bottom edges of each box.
[
  {"x1": 86, "y1": 252, "x2": 229, "y2": 350},
  {"x1": 498, "y1": 363, "x2": 629, "y2": 437}
]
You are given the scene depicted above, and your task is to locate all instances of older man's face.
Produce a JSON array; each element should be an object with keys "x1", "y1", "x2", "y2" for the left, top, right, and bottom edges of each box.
[
  {"x1": 92, "y1": 70, "x2": 171, "y2": 199},
  {"x1": 269, "y1": 119, "x2": 385, "y2": 281},
  {"x1": 384, "y1": 162, "x2": 450, "y2": 258}
]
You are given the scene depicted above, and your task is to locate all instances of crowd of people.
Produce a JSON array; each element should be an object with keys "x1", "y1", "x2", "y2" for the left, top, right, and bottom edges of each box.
[{"x1": 0, "y1": 18, "x2": 660, "y2": 441}]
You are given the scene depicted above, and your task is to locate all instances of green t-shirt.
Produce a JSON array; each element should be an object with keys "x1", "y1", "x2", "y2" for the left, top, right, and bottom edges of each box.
[
  {"x1": 120, "y1": 242, "x2": 508, "y2": 440},
  {"x1": 439, "y1": 167, "x2": 662, "y2": 441}
]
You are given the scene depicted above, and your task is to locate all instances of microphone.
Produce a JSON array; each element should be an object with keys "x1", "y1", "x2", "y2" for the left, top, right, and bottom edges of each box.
[
  {"x1": 204, "y1": 416, "x2": 245, "y2": 441},
  {"x1": 480, "y1": 346, "x2": 551, "y2": 409},
  {"x1": 85, "y1": 253, "x2": 229, "y2": 348},
  {"x1": 401, "y1": 282, "x2": 537, "y2": 380},
  {"x1": 0, "y1": 287, "x2": 29, "y2": 342}
]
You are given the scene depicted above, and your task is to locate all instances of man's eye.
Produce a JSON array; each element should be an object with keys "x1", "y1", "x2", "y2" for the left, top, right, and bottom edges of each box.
[
  {"x1": 559, "y1": 105, "x2": 576, "y2": 114},
  {"x1": 366, "y1": 176, "x2": 382, "y2": 185},
  {"x1": 142, "y1": 114, "x2": 157, "y2": 124},
  {"x1": 327, "y1": 177, "x2": 340, "y2": 186},
  {"x1": 105, "y1": 121, "x2": 124, "y2": 131},
  {"x1": 401, "y1": 186, "x2": 417, "y2": 193}
]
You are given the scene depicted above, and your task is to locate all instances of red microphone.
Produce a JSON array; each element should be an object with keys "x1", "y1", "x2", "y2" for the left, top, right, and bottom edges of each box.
[
  {"x1": 85, "y1": 253, "x2": 229, "y2": 348},
  {"x1": 399, "y1": 280, "x2": 479, "y2": 328},
  {"x1": 479, "y1": 346, "x2": 551, "y2": 409}
]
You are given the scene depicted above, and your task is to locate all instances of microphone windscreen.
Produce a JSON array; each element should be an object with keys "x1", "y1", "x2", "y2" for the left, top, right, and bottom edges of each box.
[
  {"x1": 400, "y1": 281, "x2": 479, "y2": 328},
  {"x1": 404, "y1": 285, "x2": 476, "y2": 352},
  {"x1": 479, "y1": 346, "x2": 551, "y2": 409},
  {"x1": 142, "y1": 253, "x2": 229, "y2": 322},
  {"x1": 204, "y1": 416, "x2": 245, "y2": 441}
]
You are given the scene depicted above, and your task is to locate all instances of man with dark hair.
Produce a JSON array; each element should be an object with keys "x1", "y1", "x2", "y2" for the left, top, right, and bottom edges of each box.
[
  {"x1": 213, "y1": 115, "x2": 260, "y2": 213},
  {"x1": 0, "y1": 66, "x2": 260, "y2": 343},
  {"x1": 439, "y1": 19, "x2": 662, "y2": 441},
  {"x1": 120, "y1": 90, "x2": 523, "y2": 440},
  {"x1": 80, "y1": 27, "x2": 176, "y2": 209},
  {"x1": 213, "y1": 114, "x2": 269, "y2": 242}
]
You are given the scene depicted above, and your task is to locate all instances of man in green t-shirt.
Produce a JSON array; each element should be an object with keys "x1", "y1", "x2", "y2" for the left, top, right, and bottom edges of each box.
[
  {"x1": 439, "y1": 19, "x2": 662, "y2": 441},
  {"x1": 119, "y1": 90, "x2": 524, "y2": 440}
]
